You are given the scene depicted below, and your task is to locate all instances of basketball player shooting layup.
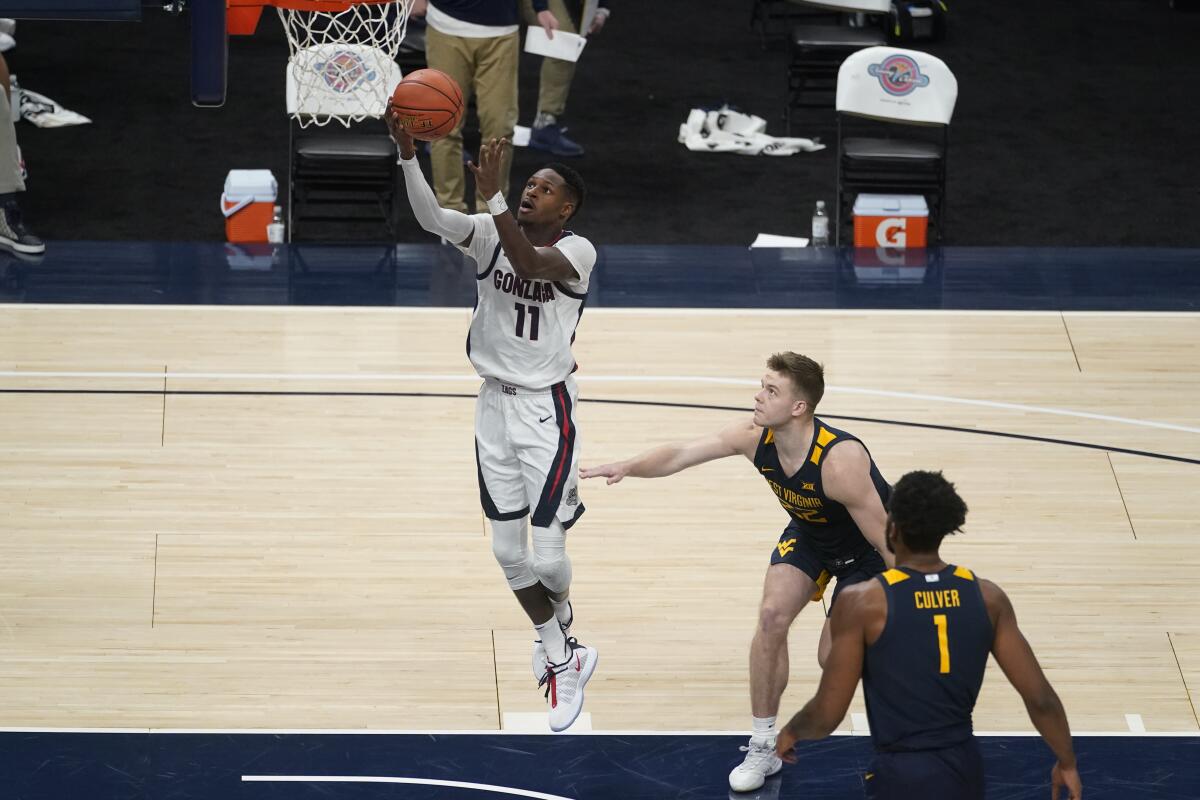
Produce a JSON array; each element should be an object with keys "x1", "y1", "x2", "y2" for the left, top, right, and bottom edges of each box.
[
  {"x1": 387, "y1": 115, "x2": 597, "y2": 732},
  {"x1": 581, "y1": 353, "x2": 893, "y2": 791}
]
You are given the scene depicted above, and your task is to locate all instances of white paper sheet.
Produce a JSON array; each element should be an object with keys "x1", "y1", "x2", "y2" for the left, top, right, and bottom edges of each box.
[
  {"x1": 523, "y1": 26, "x2": 587, "y2": 63},
  {"x1": 750, "y1": 233, "x2": 810, "y2": 248}
]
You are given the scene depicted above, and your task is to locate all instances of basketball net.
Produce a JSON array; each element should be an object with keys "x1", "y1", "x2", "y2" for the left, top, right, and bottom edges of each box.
[{"x1": 277, "y1": 0, "x2": 413, "y2": 128}]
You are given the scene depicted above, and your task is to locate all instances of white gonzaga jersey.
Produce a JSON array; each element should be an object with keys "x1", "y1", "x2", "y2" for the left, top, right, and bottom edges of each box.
[{"x1": 459, "y1": 214, "x2": 596, "y2": 388}]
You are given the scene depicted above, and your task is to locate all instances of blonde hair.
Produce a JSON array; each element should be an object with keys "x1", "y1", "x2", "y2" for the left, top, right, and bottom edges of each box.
[{"x1": 766, "y1": 352, "x2": 824, "y2": 408}]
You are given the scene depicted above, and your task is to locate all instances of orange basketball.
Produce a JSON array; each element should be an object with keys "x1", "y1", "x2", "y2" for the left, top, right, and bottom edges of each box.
[{"x1": 389, "y1": 68, "x2": 465, "y2": 142}]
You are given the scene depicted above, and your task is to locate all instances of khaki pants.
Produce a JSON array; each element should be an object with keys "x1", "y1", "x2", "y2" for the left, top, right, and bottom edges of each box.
[
  {"x1": 521, "y1": 0, "x2": 580, "y2": 119},
  {"x1": 0, "y1": 89, "x2": 24, "y2": 194},
  {"x1": 425, "y1": 25, "x2": 519, "y2": 213}
]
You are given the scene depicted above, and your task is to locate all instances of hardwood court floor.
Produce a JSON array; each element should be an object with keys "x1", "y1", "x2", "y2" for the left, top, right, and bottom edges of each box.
[{"x1": 1, "y1": 305, "x2": 1198, "y2": 734}]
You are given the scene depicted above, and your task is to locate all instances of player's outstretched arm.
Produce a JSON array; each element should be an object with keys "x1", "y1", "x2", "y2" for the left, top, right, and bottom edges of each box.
[
  {"x1": 386, "y1": 107, "x2": 474, "y2": 248},
  {"x1": 776, "y1": 582, "x2": 873, "y2": 760},
  {"x1": 469, "y1": 138, "x2": 578, "y2": 282},
  {"x1": 580, "y1": 417, "x2": 759, "y2": 484},
  {"x1": 820, "y1": 441, "x2": 893, "y2": 568},
  {"x1": 983, "y1": 579, "x2": 1082, "y2": 800}
]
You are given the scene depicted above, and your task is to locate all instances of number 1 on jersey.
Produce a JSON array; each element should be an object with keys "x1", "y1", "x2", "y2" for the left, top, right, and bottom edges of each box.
[
  {"x1": 933, "y1": 614, "x2": 950, "y2": 674},
  {"x1": 514, "y1": 303, "x2": 540, "y2": 340}
]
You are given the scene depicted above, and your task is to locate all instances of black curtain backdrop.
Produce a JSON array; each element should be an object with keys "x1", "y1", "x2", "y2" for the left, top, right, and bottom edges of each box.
[{"x1": 9, "y1": 0, "x2": 1200, "y2": 245}]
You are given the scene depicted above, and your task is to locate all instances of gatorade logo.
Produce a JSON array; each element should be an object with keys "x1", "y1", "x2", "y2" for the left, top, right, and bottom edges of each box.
[{"x1": 875, "y1": 217, "x2": 908, "y2": 247}]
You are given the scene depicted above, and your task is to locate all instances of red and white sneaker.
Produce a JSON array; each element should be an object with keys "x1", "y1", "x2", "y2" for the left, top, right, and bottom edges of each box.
[{"x1": 539, "y1": 637, "x2": 597, "y2": 732}]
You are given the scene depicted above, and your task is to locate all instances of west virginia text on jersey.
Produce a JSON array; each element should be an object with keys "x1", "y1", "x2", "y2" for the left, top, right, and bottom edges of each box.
[{"x1": 754, "y1": 418, "x2": 890, "y2": 565}]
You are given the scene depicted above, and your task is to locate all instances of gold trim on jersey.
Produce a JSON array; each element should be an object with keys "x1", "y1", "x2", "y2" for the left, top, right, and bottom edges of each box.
[
  {"x1": 954, "y1": 565, "x2": 975, "y2": 581},
  {"x1": 882, "y1": 568, "x2": 911, "y2": 585},
  {"x1": 809, "y1": 426, "x2": 838, "y2": 466}
]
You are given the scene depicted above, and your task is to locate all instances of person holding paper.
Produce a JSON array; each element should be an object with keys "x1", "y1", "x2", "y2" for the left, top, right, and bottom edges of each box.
[
  {"x1": 522, "y1": 0, "x2": 610, "y2": 157},
  {"x1": 422, "y1": 0, "x2": 558, "y2": 213}
]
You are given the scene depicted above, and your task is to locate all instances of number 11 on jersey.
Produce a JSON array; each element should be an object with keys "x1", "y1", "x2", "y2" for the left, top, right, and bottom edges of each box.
[{"x1": 515, "y1": 303, "x2": 540, "y2": 340}]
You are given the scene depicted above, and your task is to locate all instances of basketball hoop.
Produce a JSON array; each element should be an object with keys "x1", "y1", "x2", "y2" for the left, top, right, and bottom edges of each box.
[{"x1": 227, "y1": 0, "x2": 414, "y2": 128}]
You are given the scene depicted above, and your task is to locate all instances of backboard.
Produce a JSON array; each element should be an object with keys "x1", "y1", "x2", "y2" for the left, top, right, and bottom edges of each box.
[{"x1": 0, "y1": 0, "x2": 141, "y2": 20}]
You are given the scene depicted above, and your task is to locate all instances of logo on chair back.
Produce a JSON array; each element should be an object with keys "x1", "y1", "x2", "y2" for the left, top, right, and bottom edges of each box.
[
  {"x1": 316, "y1": 50, "x2": 378, "y2": 94},
  {"x1": 867, "y1": 54, "x2": 930, "y2": 97}
]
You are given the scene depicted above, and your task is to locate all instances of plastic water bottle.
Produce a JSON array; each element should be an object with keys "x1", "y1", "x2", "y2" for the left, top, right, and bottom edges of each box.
[
  {"x1": 267, "y1": 205, "x2": 286, "y2": 244},
  {"x1": 811, "y1": 200, "x2": 829, "y2": 247}
]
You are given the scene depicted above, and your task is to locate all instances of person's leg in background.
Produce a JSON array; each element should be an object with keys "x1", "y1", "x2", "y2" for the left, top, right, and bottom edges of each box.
[
  {"x1": 470, "y1": 31, "x2": 518, "y2": 209},
  {"x1": 524, "y1": 0, "x2": 609, "y2": 157},
  {"x1": 528, "y1": 0, "x2": 581, "y2": 156},
  {"x1": 0, "y1": 53, "x2": 42, "y2": 256},
  {"x1": 425, "y1": 26, "x2": 476, "y2": 213}
]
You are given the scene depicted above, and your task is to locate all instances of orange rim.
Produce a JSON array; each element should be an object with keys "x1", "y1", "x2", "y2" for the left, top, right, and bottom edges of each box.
[
  {"x1": 227, "y1": 0, "x2": 402, "y2": 34},
  {"x1": 228, "y1": 0, "x2": 398, "y2": 11}
]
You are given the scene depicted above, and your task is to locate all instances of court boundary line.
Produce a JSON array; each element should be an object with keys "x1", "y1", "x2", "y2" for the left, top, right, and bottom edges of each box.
[
  {"x1": 2, "y1": 370, "x2": 1198, "y2": 436},
  {"x1": 0, "y1": 387, "x2": 1196, "y2": 465},
  {"x1": 4, "y1": 303, "x2": 1199, "y2": 318},
  {"x1": 2, "y1": 727, "x2": 1198, "y2": 737}
]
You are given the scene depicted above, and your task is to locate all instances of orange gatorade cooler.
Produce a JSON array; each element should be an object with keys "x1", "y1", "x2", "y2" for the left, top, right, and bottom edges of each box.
[
  {"x1": 852, "y1": 194, "x2": 928, "y2": 249},
  {"x1": 221, "y1": 170, "x2": 278, "y2": 243}
]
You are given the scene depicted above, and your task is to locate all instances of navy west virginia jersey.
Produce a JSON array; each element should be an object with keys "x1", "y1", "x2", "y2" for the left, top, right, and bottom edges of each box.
[
  {"x1": 863, "y1": 565, "x2": 993, "y2": 752},
  {"x1": 754, "y1": 418, "x2": 890, "y2": 565}
]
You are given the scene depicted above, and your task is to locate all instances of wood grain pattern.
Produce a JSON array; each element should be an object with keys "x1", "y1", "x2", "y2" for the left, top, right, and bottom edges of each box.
[{"x1": 1, "y1": 305, "x2": 1196, "y2": 732}]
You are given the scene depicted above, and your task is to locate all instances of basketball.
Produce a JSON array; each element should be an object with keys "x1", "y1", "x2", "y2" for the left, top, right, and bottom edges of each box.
[{"x1": 389, "y1": 68, "x2": 465, "y2": 142}]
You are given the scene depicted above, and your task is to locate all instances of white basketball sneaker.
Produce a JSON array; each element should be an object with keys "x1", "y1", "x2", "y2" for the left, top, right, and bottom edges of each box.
[
  {"x1": 728, "y1": 736, "x2": 783, "y2": 792},
  {"x1": 531, "y1": 603, "x2": 573, "y2": 679},
  {"x1": 539, "y1": 637, "x2": 597, "y2": 732},
  {"x1": 532, "y1": 640, "x2": 550, "y2": 680}
]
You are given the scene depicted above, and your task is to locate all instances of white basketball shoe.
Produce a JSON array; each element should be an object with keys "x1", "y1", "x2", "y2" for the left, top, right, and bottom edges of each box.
[
  {"x1": 728, "y1": 736, "x2": 783, "y2": 792},
  {"x1": 539, "y1": 637, "x2": 597, "y2": 732},
  {"x1": 531, "y1": 603, "x2": 573, "y2": 679}
]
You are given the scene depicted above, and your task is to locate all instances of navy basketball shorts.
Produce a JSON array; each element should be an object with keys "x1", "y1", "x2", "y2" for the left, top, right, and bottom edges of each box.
[
  {"x1": 769, "y1": 521, "x2": 886, "y2": 610},
  {"x1": 865, "y1": 739, "x2": 985, "y2": 800}
]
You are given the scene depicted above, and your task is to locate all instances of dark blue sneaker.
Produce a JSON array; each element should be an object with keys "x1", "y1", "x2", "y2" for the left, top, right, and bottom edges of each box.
[{"x1": 529, "y1": 124, "x2": 585, "y2": 157}]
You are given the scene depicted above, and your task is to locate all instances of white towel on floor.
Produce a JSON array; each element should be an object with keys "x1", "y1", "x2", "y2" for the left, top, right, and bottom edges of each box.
[
  {"x1": 678, "y1": 106, "x2": 823, "y2": 156},
  {"x1": 15, "y1": 83, "x2": 91, "y2": 127}
]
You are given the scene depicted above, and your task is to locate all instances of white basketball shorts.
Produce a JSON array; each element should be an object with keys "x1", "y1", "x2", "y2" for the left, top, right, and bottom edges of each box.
[{"x1": 474, "y1": 377, "x2": 585, "y2": 529}]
